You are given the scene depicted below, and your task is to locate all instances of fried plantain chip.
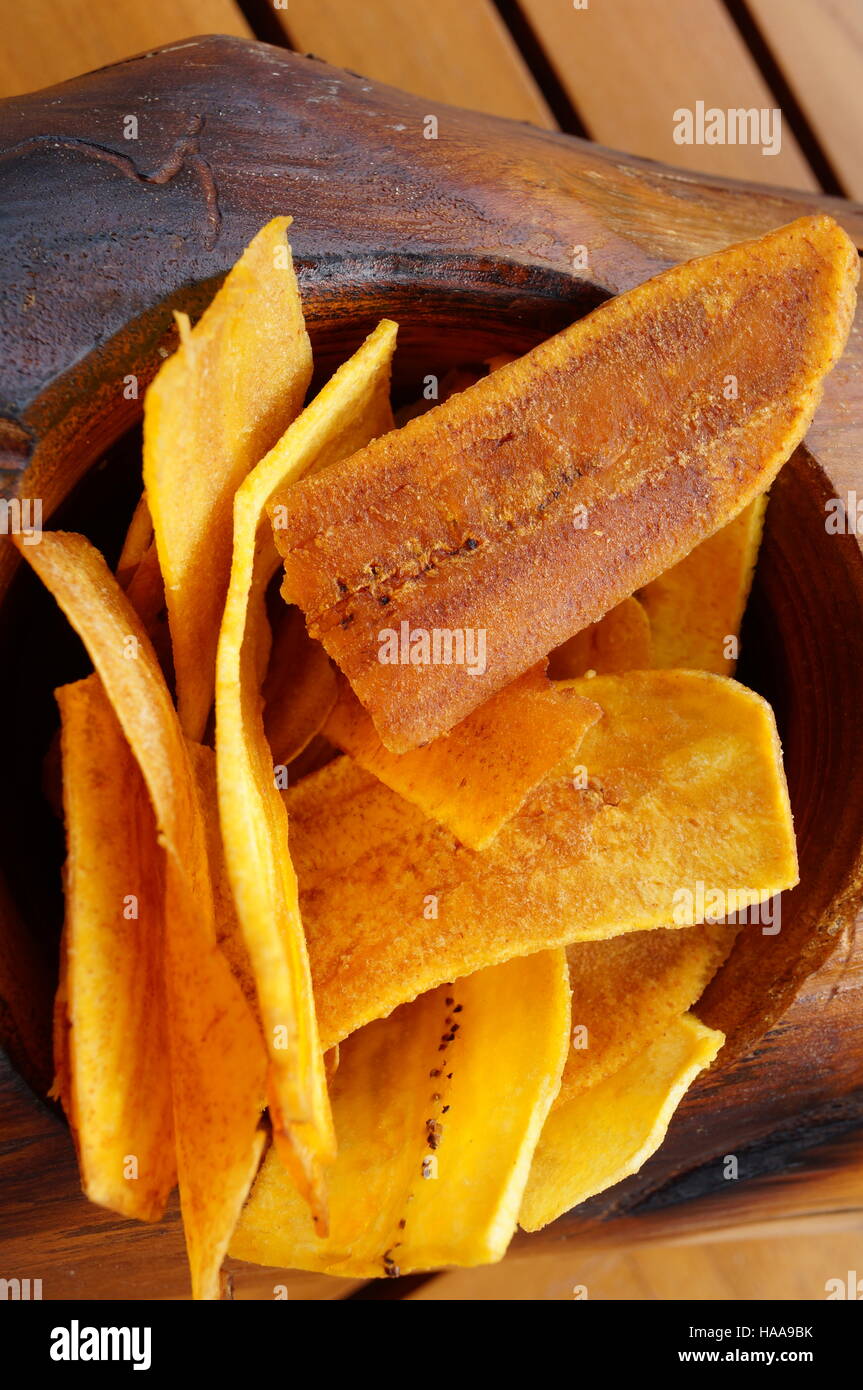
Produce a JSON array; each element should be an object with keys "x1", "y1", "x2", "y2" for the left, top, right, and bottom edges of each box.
[
  {"x1": 14, "y1": 531, "x2": 267, "y2": 1301},
  {"x1": 189, "y1": 743, "x2": 258, "y2": 1020},
  {"x1": 520, "y1": 1013, "x2": 724, "y2": 1231},
  {"x1": 560, "y1": 924, "x2": 733, "y2": 1105},
  {"x1": 215, "y1": 320, "x2": 398, "y2": 1217},
  {"x1": 114, "y1": 495, "x2": 172, "y2": 667},
  {"x1": 272, "y1": 217, "x2": 857, "y2": 752},
  {"x1": 263, "y1": 606, "x2": 339, "y2": 767},
  {"x1": 288, "y1": 669, "x2": 797, "y2": 1048},
  {"x1": 144, "y1": 217, "x2": 313, "y2": 740},
  {"x1": 231, "y1": 950, "x2": 570, "y2": 1276},
  {"x1": 121, "y1": 541, "x2": 165, "y2": 633},
  {"x1": 53, "y1": 675, "x2": 175, "y2": 1221},
  {"x1": 116, "y1": 494, "x2": 154, "y2": 586},
  {"x1": 548, "y1": 596, "x2": 652, "y2": 679},
  {"x1": 323, "y1": 663, "x2": 602, "y2": 849},
  {"x1": 286, "y1": 732, "x2": 340, "y2": 784},
  {"x1": 640, "y1": 497, "x2": 768, "y2": 675}
]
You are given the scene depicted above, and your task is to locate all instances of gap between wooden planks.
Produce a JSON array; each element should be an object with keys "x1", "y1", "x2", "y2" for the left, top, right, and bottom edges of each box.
[{"x1": 279, "y1": 0, "x2": 820, "y2": 189}]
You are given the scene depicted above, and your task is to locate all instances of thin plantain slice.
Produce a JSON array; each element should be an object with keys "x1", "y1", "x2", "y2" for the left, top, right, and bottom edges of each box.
[
  {"x1": 144, "y1": 217, "x2": 313, "y2": 739},
  {"x1": 559, "y1": 923, "x2": 733, "y2": 1105},
  {"x1": 231, "y1": 950, "x2": 570, "y2": 1277},
  {"x1": 323, "y1": 663, "x2": 602, "y2": 849},
  {"x1": 14, "y1": 531, "x2": 267, "y2": 1301},
  {"x1": 272, "y1": 216, "x2": 857, "y2": 751},
  {"x1": 55, "y1": 674, "x2": 175, "y2": 1222},
  {"x1": 640, "y1": 497, "x2": 768, "y2": 675},
  {"x1": 520, "y1": 1013, "x2": 724, "y2": 1232},
  {"x1": 216, "y1": 320, "x2": 397, "y2": 1221},
  {"x1": 287, "y1": 669, "x2": 797, "y2": 1048}
]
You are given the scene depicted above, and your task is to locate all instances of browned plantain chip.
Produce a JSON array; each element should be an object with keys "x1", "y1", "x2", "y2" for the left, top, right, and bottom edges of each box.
[{"x1": 272, "y1": 217, "x2": 857, "y2": 751}]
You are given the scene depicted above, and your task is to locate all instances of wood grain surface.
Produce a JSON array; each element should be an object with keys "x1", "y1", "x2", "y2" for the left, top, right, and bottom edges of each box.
[
  {"x1": 518, "y1": 0, "x2": 816, "y2": 187},
  {"x1": 0, "y1": 0, "x2": 251, "y2": 100},
  {"x1": 277, "y1": 0, "x2": 555, "y2": 127},
  {"x1": 747, "y1": 0, "x2": 863, "y2": 198}
]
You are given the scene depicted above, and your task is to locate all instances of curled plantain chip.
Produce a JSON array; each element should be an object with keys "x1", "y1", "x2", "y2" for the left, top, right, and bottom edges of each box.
[
  {"x1": 520, "y1": 1013, "x2": 724, "y2": 1232},
  {"x1": 231, "y1": 950, "x2": 570, "y2": 1277},
  {"x1": 115, "y1": 494, "x2": 154, "y2": 586},
  {"x1": 560, "y1": 923, "x2": 733, "y2": 1105},
  {"x1": 288, "y1": 670, "x2": 797, "y2": 1048},
  {"x1": 640, "y1": 496, "x2": 768, "y2": 675},
  {"x1": 263, "y1": 606, "x2": 339, "y2": 767},
  {"x1": 14, "y1": 532, "x2": 267, "y2": 1301},
  {"x1": 215, "y1": 320, "x2": 398, "y2": 1221},
  {"x1": 144, "y1": 217, "x2": 313, "y2": 740},
  {"x1": 55, "y1": 674, "x2": 175, "y2": 1222},
  {"x1": 323, "y1": 663, "x2": 602, "y2": 849}
]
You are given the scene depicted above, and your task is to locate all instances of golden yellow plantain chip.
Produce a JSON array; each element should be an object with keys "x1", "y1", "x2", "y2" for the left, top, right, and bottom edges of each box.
[
  {"x1": 323, "y1": 664, "x2": 602, "y2": 850},
  {"x1": 189, "y1": 743, "x2": 258, "y2": 1021},
  {"x1": 114, "y1": 494, "x2": 170, "y2": 660},
  {"x1": 548, "y1": 596, "x2": 652, "y2": 679},
  {"x1": 559, "y1": 923, "x2": 733, "y2": 1106},
  {"x1": 231, "y1": 950, "x2": 570, "y2": 1277},
  {"x1": 520, "y1": 1013, "x2": 724, "y2": 1232},
  {"x1": 144, "y1": 217, "x2": 313, "y2": 740},
  {"x1": 263, "y1": 606, "x2": 339, "y2": 767},
  {"x1": 215, "y1": 320, "x2": 398, "y2": 1218},
  {"x1": 14, "y1": 531, "x2": 267, "y2": 1301},
  {"x1": 287, "y1": 670, "x2": 797, "y2": 1048},
  {"x1": 54, "y1": 674, "x2": 175, "y2": 1222},
  {"x1": 640, "y1": 497, "x2": 768, "y2": 675},
  {"x1": 122, "y1": 541, "x2": 165, "y2": 634},
  {"x1": 115, "y1": 494, "x2": 154, "y2": 585}
]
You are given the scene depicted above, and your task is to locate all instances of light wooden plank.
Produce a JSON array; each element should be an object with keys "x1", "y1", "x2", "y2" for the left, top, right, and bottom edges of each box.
[
  {"x1": 748, "y1": 0, "x2": 863, "y2": 199},
  {"x1": 0, "y1": 0, "x2": 252, "y2": 100},
  {"x1": 277, "y1": 0, "x2": 555, "y2": 127},
  {"x1": 226, "y1": 1262, "x2": 363, "y2": 1300},
  {"x1": 520, "y1": 0, "x2": 817, "y2": 188},
  {"x1": 412, "y1": 1229, "x2": 863, "y2": 1299}
]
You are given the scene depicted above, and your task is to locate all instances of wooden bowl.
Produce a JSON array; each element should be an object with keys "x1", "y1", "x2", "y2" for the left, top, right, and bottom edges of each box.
[{"x1": 1, "y1": 38, "x2": 862, "y2": 1249}]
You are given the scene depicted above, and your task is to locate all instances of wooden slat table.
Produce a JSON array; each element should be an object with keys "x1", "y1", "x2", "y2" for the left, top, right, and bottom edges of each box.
[
  {"x1": 0, "y1": 0, "x2": 252, "y2": 99},
  {"x1": 277, "y1": 0, "x2": 555, "y2": 126},
  {"x1": 0, "y1": 0, "x2": 861, "y2": 1302},
  {"x1": 747, "y1": 0, "x2": 863, "y2": 198},
  {"x1": 518, "y1": 0, "x2": 817, "y2": 187}
]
